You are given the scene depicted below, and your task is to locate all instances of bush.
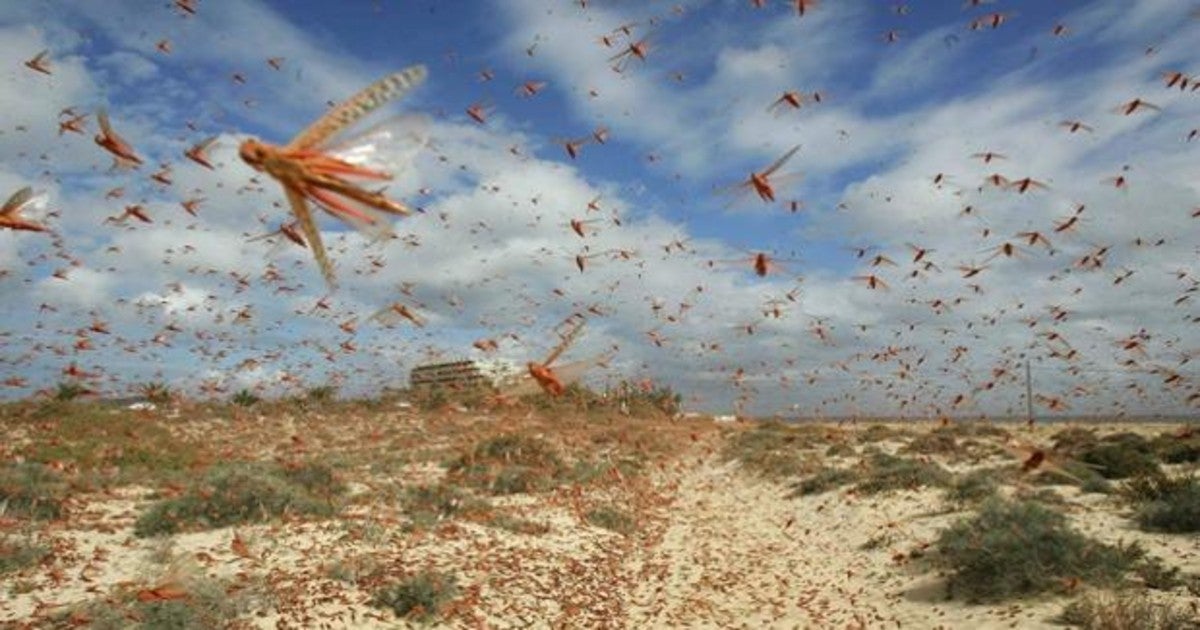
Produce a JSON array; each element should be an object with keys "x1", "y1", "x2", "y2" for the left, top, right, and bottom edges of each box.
[
  {"x1": 0, "y1": 462, "x2": 66, "y2": 520},
  {"x1": 231, "y1": 389, "x2": 260, "y2": 407},
  {"x1": 53, "y1": 573, "x2": 262, "y2": 630},
  {"x1": 1120, "y1": 472, "x2": 1200, "y2": 533},
  {"x1": 401, "y1": 484, "x2": 491, "y2": 530},
  {"x1": 53, "y1": 381, "x2": 89, "y2": 402},
  {"x1": 1057, "y1": 591, "x2": 1198, "y2": 630},
  {"x1": 1152, "y1": 429, "x2": 1200, "y2": 464},
  {"x1": 306, "y1": 385, "x2": 337, "y2": 403},
  {"x1": 585, "y1": 505, "x2": 636, "y2": 535},
  {"x1": 280, "y1": 462, "x2": 345, "y2": 499},
  {"x1": 1135, "y1": 555, "x2": 1183, "y2": 591},
  {"x1": 372, "y1": 571, "x2": 458, "y2": 622},
  {"x1": 723, "y1": 423, "x2": 825, "y2": 481},
  {"x1": 134, "y1": 462, "x2": 340, "y2": 537},
  {"x1": 447, "y1": 434, "x2": 564, "y2": 494},
  {"x1": 855, "y1": 452, "x2": 951, "y2": 494},
  {"x1": 0, "y1": 535, "x2": 49, "y2": 574},
  {"x1": 901, "y1": 431, "x2": 958, "y2": 455},
  {"x1": 1079, "y1": 434, "x2": 1160, "y2": 480},
  {"x1": 934, "y1": 498, "x2": 1141, "y2": 602},
  {"x1": 140, "y1": 381, "x2": 173, "y2": 404},
  {"x1": 604, "y1": 379, "x2": 683, "y2": 415},
  {"x1": 790, "y1": 467, "x2": 859, "y2": 496},
  {"x1": 565, "y1": 457, "x2": 643, "y2": 485},
  {"x1": 944, "y1": 469, "x2": 999, "y2": 505}
]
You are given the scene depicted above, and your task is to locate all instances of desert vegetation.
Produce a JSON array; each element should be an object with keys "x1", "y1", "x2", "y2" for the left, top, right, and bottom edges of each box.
[{"x1": 1, "y1": 395, "x2": 1196, "y2": 627}]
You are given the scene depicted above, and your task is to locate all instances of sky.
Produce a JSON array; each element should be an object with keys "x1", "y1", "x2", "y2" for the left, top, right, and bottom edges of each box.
[{"x1": 0, "y1": 0, "x2": 1197, "y2": 417}]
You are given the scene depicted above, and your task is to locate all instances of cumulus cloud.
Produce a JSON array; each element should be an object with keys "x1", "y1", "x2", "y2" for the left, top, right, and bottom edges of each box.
[{"x1": 0, "y1": 0, "x2": 1195, "y2": 417}]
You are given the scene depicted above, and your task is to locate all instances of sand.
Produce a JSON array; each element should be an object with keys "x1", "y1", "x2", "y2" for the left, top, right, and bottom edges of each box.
[{"x1": 2, "y1": 410, "x2": 1197, "y2": 628}]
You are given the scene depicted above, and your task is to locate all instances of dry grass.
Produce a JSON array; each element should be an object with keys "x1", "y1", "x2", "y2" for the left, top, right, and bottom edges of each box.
[{"x1": 1057, "y1": 591, "x2": 1200, "y2": 630}]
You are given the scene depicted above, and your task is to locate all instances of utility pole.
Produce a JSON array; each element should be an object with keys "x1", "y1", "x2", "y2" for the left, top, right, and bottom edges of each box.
[{"x1": 1024, "y1": 358, "x2": 1034, "y2": 426}]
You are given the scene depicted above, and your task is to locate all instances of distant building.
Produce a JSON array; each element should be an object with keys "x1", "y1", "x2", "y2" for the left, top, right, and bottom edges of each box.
[{"x1": 408, "y1": 358, "x2": 521, "y2": 391}]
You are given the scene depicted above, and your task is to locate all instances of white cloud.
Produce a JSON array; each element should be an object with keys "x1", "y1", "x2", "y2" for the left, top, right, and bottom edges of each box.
[{"x1": 0, "y1": 0, "x2": 1195, "y2": 417}]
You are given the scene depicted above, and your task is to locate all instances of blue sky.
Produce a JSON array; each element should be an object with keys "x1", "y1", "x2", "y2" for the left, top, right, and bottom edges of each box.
[{"x1": 0, "y1": 0, "x2": 1197, "y2": 416}]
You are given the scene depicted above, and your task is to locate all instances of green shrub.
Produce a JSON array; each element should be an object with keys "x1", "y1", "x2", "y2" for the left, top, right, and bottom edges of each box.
[
  {"x1": 1120, "y1": 472, "x2": 1200, "y2": 533},
  {"x1": 565, "y1": 457, "x2": 642, "y2": 486},
  {"x1": 140, "y1": 381, "x2": 173, "y2": 404},
  {"x1": 0, "y1": 462, "x2": 66, "y2": 520},
  {"x1": 1079, "y1": 434, "x2": 1160, "y2": 480},
  {"x1": 306, "y1": 385, "x2": 337, "y2": 403},
  {"x1": 231, "y1": 389, "x2": 260, "y2": 407},
  {"x1": 855, "y1": 452, "x2": 951, "y2": 494},
  {"x1": 1050, "y1": 427, "x2": 1099, "y2": 452},
  {"x1": 53, "y1": 381, "x2": 88, "y2": 402},
  {"x1": 372, "y1": 571, "x2": 458, "y2": 622},
  {"x1": 857, "y1": 424, "x2": 906, "y2": 443},
  {"x1": 934, "y1": 498, "x2": 1141, "y2": 602},
  {"x1": 934, "y1": 422, "x2": 1010, "y2": 439},
  {"x1": 447, "y1": 434, "x2": 564, "y2": 494},
  {"x1": 790, "y1": 467, "x2": 859, "y2": 496},
  {"x1": 1135, "y1": 555, "x2": 1183, "y2": 591},
  {"x1": 901, "y1": 431, "x2": 958, "y2": 455},
  {"x1": 281, "y1": 462, "x2": 345, "y2": 498},
  {"x1": 134, "y1": 462, "x2": 340, "y2": 537},
  {"x1": 1152, "y1": 430, "x2": 1200, "y2": 464},
  {"x1": 824, "y1": 442, "x2": 855, "y2": 457},
  {"x1": 585, "y1": 506, "x2": 636, "y2": 535},
  {"x1": 53, "y1": 573, "x2": 261, "y2": 630},
  {"x1": 0, "y1": 535, "x2": 49, "y2": 574},
  {"x1": 401, "y1": 484, "x2": 491, "y2": 530},
  {"x1": 1080, "y1": 475, "x2": 1114, "y2": 494},
  {"x1": 723, "y1": 423, "x2": 825, "y2": 481},
  {"x1": 485, "y1": 514, "x2": 550, "y2": 535},
  {"x1": 944, "y1": 469, "x2": 999, "y2": 505}
]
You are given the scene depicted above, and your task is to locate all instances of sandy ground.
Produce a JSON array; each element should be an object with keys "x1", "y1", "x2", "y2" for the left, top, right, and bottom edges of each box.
[{"x1": 2, "y1": 411, "x2": 1198, "y2": 629}]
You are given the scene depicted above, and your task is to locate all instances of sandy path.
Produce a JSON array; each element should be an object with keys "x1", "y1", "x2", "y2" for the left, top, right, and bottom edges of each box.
[{"x1": 618, "y1": 436, "x2": 1064, "y2": 629}]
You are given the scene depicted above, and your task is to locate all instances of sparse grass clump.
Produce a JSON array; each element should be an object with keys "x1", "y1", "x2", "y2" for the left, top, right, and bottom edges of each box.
[
  {"x1": 790, "y1": 467, "x2": 859, "y2": 496},
  {"x1": 901, "y1": 431, "x2": 958, "y2": 455},
  {"x1": 306, "y1": 385, "x2": 337, "y2": 403},
  {"x1": 372, "y1": 571, "x2": 459, "y2": 622},
  {"x1": 140, "y1": 381, "x2": 173, "y2": 404},
  {"x1": 1134, "y1": 555, "x2": 1183, "y2": 591},
  {"x1": 1057, "y1": 591, "x2": 1198, "y2": 630},
  {"x1": 134, "y1": 462, "x2": 341, "y2": 537},
  {"x1": 54, "y1": 573, "x2": 263, "y2": 630},
  {"x1": 53, "y1": 381, "x2": 89, "y2": 402},
  {"x1": 724, "y1": 422, "x2": 825, "y2": 481},
  {"x1": 1152, "y1": 429, "x2": 1200, "y2": 464},
  {"x1": 447, "y1": 434, "x2": 564, "y2": 494},
  {"x1": 1120, "y1": 472, "x2": 1200, "y2": 533},
  {"x1": 231, "y1": 388, "x2": 260, "y2": 407},
  {"x1": 944, "y1": 468, "x2": 999, "y2": 506},
  {"x1": 1079, "y1": 433, "x2": 1160, "y2": 480},
  {"x1": 857, "y1": 424, "x2": 907, "y2": 443},
  {"x1": 19, "y1": 406, "x2": 203, "y2": 487},
  {"x1": 565, "y1": 456, "x2": 643, "y2": 486},
  {"x1": 855, "y1": 452, "x2": 951, "y2": 494},
  {"x1": 0, "y1": 535, "x2": 49, "y2": 574},
  {"x1": 934, "y1": 498, "x2": 1141, "y2": 602},
  {"x1": 935, "y1": 422, "x2": 1009, "y2": 439},
  {"x1": 401, "y1": 483, "x2": 492, "y2": 530},
  {"x1": 0, "y1": 462, "x2": 66, "y2": 520},
  {"x1": 585, "y1": 505, "x2": 636, "y2": 535}
]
